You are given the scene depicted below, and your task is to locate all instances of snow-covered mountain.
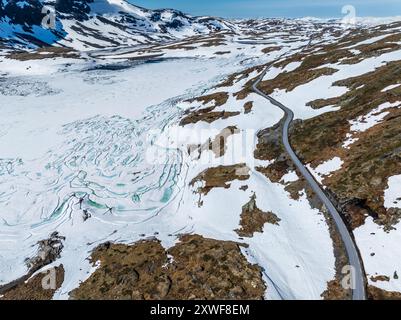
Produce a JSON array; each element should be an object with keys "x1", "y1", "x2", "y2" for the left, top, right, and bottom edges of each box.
[{"x1": 0, "y1": 0, "x2": 235, "y2": 50}]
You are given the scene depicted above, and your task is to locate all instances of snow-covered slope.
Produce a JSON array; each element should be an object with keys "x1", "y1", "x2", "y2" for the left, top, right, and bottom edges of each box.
[
  {"x1": 0, "y1": 19, "x2": 338, "y2": 299},
  {"x1": 0, "y1": 0, "x2": 235, "y2": 50},
  {"x1": 2, "y1": 5, "x2": 401, "y2": 299}
]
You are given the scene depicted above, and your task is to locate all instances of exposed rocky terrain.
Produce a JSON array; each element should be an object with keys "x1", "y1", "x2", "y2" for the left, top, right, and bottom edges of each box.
[
  {"x1": 1, "y1": 266, "x2": 65, "y2": 300},
  {"x1": 69, "y1": 235, "x2": 266, "y2": 300},
  {"x1": 235, "y1": 194, "x2": 280, "y2": 238},
  {"x1": 1, "y1": 0, "x2": 401, "y2": 301},
  {"x1": 253, "y1": 21, "x2": 401, "y2": 297}
]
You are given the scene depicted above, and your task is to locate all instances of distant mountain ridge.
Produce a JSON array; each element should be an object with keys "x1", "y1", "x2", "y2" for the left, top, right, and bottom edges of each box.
[{"x1": 0, "y1": 0, "x2": 235, "y2": 49}]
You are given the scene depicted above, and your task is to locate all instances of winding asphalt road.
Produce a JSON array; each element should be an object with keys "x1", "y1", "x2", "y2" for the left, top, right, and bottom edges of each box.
[{"x1": 252, "y1": 67, "x2": 366, "y2": 301}]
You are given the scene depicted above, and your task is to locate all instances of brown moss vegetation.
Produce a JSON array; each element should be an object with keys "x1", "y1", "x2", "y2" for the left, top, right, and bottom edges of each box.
[
  {"x1": 70, "y1": 235, "x2": 266, "y2": 300},
  {"x1": 217, "y1": 64, "x2": 267, "y2": 101},
  {"x1": 258, "y1": 29, "x2": 401, "y2": 96},
  {"x1": 244, "y1": 101, "x2": 253, "y2": 114},
  {"x1": 262, "y1": 46, "x2": 282, "y2": 54},
  {"x1": 368, "y1": 286, "x2": 401, "y2": 300},
  {"x1": 256, "y1": 161, "x2": 290, "y2": 184},
  {"x1": 290, "y1": 60, "x2": 401, "y2": 229},
  {"x1": 1, "y1": 266, "x2": 65, "y2": 300},
  {"x1": 235, "y1": 194, "x2": 280, "y2": 237},
  {"x1": 188, "y1": 126, "x2": 239, "y2": 159},
  {"x1": 321, "y1": 279, "x2": 350, "y2": 300},
  {"x1": 186, "y1": 92, "x2": 229, "y2": 107},
  {"x1": 6, "y1": 46, "x2": 79, "y2": 61},
  {"x1": 190, "y1": 164, "x2": 250, "y2": 195},
  {"x1": 179, "y1": 92, "x2": 242, "y2": 126},
  {"x1": 254, "y1": 121, "x2": 285, "y2": 161},
  {"x1": 259, "y1": 67, "x2": 338, "y2": 95},
  {"x1": 180, "y1": 109, "x2": 240, "y2": 126}
]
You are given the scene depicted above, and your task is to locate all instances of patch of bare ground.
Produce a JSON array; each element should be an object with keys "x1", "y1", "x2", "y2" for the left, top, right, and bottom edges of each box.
[
  {"x1": 254, "y1": 120, "x2": 297, "y2": 185},
  {"x1": 125, "y1": 53, "x2": 165, "y2": 61},
  {"x1": 290, "y1": 60, "x2": 401, "y2": 230},
  {"x1": 217, "y1": 64, "x2": 267, "y2": 100},
  {"x1": 307, "y1": 96, "x2": 342, "y2": 110},
  {"x1": 243, "y1": 101, "x2": 253, "y2": 114},
  {"x1": 70, "y1": 235, "x2": 266, "y2": 300},
  {"x1": 6, "y1": 46, "x2": 79, "y2": 61},
  {"x1": 190, "y1": 164, "x2": 250, "y2": 196},
  {"x1": 235, "y1": 193, "x2": 280, "y2": 237},
  {"x1": 188, "y1": 126, "x2": 239, "y2": 159},
  {"x1": 25, "y1": 232, "x2": 65, "y2": 273},
  {"x1": 259, "y1": 29, "x2": 401, "y2": 95},
  {"x1": 259, "y1": 67, "x2": 338, "y2": 95},
  {"x1": 370, "y1": 275, "x2": 390, "y2": 282},
  {"x1": 162, "y1": 43, "x2": 197, "y2": 51},
  {"x1": 0, "y1": 266, "x2": 65, "y2": 300},
  {"x1": 180, "y1": 109, "x2": 240, "y2": 126},
  {"x1": 0, "y1": 232, "x2": 65, "y2": 299},
  {"x1": 340, "y1": 32, "x2": 401, "y2": 65},
  {"x1": 199, "y1": 39, "x2": 226, "y2": 48},
  {"x1": 256, "y1": 161, "x2": 290, "y2": 183},
  {"x1": 186, "y1": 91, "x2": 229, "y2": 107},
  {"x1": 254, "y1": 120, "x2": 285, "y2": 161},
  {"x1": 321, "y1": 280, "x2": 350, "y2": 300},
  {"x1": 214, "y1": 51, "x2": 231, "y2": 55},
  {"x1": 261, "y1": 46, "x2": 282, "y2": 54},
  {"x1": 368, "y1": 286, "x2": 401, "y2": 300},
  {"x1": 179, "y1": 92, "x2": 242, "y2": 126},
  {"x1": 218, "y1": 64, "x2": 265, "y2": 89}
]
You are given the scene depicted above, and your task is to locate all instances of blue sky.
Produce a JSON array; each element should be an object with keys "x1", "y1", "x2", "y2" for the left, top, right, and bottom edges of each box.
[{"x1": 129, "y1": 0, "x2": 401, "y2": 18}]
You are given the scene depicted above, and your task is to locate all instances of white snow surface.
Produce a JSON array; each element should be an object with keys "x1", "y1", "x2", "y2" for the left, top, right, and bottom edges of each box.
[
  {"x1": 382, "y1": 84, "x2": 401, "y2": 92},
  {"x1": 0, "y1": 45, "x2": 257, "y2": 289},
  {"x1": 355, "y1": 217, "x2": 401, "y2": 292},
  {"x1": 384, "y1": 175, "x2": 401, "y2": 210},
  {"x1": 2, "y1": 16, "x2": 401, "y2": 299},
  {"x1": 269, "y1": 45, "x2": 401, "y2": 120},
  {"x1": 349, "y1": 101, "x2": 401, "y2": 133},
  {"x1": 0, "y1": 28, "x2": 339, "y2": 300},
  {"x1": 307, "y1": 157, "x2": 344, "y2": 184}
]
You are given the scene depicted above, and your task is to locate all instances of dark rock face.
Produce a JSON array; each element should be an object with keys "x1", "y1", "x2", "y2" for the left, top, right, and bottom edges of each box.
[
  {"x1": 55, "y1": 0, "x2": 93, "y2": 21},
  {"x1": 149, "y1": 10, "x2": 188, "y2": 33},
  {"x1": 0, "y1": 0, "x2": 94, "y2": 26},
  {"x1": 2, "y1": 0, "x2": 45, "y2": 27},
  {"x1": 165, "y1": 19, "x2": 184, "y2": 29},
  {"x1": 149, "y1": 12, "x2": 161, "y2": 22}
]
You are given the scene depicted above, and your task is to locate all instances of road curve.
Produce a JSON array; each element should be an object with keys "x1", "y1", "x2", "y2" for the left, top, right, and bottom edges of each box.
[{"x1": 252, "y1": 68, "x2": 366, "y2": 301}]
